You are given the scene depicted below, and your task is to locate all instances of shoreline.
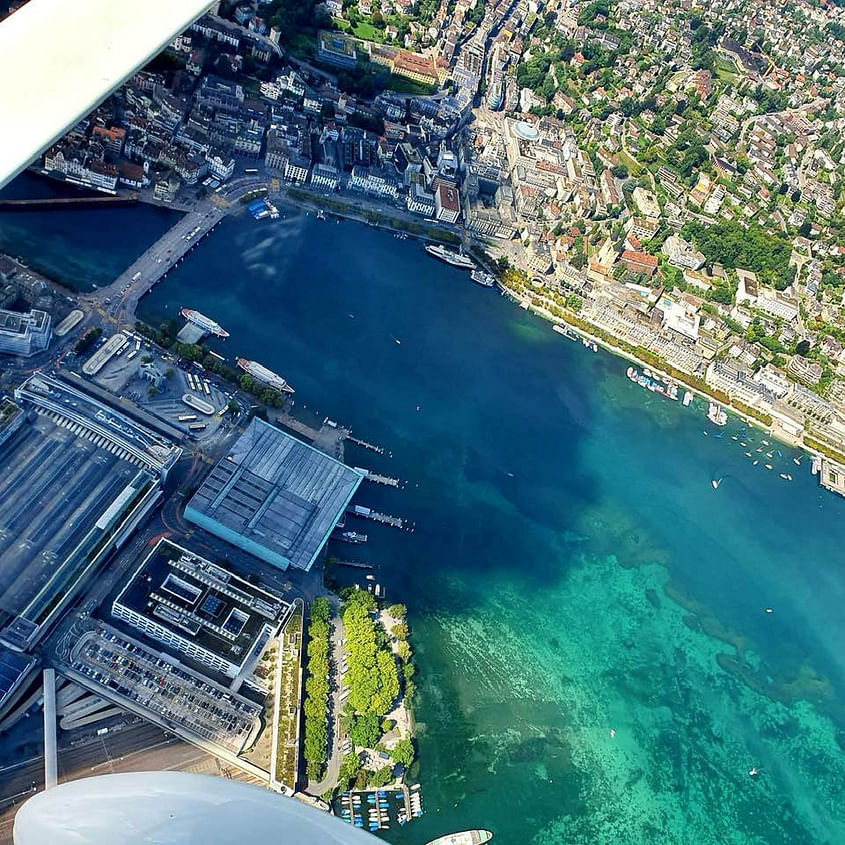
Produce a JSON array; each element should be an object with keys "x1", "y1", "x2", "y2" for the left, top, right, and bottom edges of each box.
[
  {"x1": 6, "y1": 175, "x2": 843, "y2": 492},
  {"x1": 492, "y1": 278, "x2": 843, "y2": 477}
]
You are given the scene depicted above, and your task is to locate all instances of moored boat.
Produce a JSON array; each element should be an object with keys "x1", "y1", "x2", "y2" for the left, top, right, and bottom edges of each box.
[
  {"x1": 470, "y1": 268, "x2": 496, "y2": 287},
  {"x1": 236, "y1": 357, "x2": 294, "y2": 393},
  {"x1": 426, "y1": 830, "x2": 494, "y2": 845},
  {"x1": 425, "y1": 243, "x2": 475, "y2": 270},
  {"x1": 180, "y1": 308, "x2": 229, "y2": 338},
  {"x1": 338, "y1": 531, "x2": 367, "y2": 544},
  {"x1": 707, "y1": 402, "x2": 728, "y2": 426},
  {"x1": 553, "y1": 324, "x2": 579, "y2": 341}
]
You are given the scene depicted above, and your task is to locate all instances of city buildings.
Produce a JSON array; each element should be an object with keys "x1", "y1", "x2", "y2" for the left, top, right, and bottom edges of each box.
[
  {"x1": 0, "y1": 308, "x2": 51, "y2": 356},
  {"x1": 112, "y1": 539, "x2": 291, "y2": 680}
]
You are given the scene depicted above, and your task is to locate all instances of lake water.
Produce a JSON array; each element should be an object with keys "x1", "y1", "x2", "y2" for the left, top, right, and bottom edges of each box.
[
  {"x1": 0, "y1": 173, "x2": 180, "y2": 291},
  {"x1": 9, "y1": 192, "x2": 845, "y2": 844}
]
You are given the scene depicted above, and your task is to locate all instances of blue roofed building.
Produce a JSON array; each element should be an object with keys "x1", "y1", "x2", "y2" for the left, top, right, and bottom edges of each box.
[{"x1": 184, "y1": 418, "x2": 363, "y2": 571}]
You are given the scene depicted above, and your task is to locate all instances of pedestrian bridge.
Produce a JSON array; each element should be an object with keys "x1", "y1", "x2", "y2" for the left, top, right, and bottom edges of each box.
[{"x1": 0, "y1": 0, "x2": 214, "y2": 189}]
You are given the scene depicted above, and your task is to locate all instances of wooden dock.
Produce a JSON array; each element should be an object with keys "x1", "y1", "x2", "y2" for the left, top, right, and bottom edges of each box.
[
  {"x1": 348, "y1": 506, "x2": 404, "y2": 529},
  {"x1": 335, "y1": 560, "x2": 376, "y2": 570},
  {"x1": 354, "y1": 467, "x2": 400, "y2": 488},
  {"x1": 347, "y1": 435, "x2": 385, "y2": 455}
]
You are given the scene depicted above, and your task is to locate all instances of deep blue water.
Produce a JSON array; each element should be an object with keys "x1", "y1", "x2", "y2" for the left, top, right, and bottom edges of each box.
[
  {"x1": 0, "y1": 173, "x2": 180, "y2": 291},
  {"x1": 7, "y1": 195, "x2": 845, "y2": 843}
]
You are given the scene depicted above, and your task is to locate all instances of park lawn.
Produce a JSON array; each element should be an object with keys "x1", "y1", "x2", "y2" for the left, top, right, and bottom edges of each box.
[
  {"x1": 353, "y1": 21, "x2": 383, "y2": 41},
  {"x1": 616, "y1": 148, "x2": 643, "y2": 177},
  {"x1": 714, "y1": 54, "x2": 740, "y2": 85},
  {"x1": 384, "y1": 74, "x2": 436, "y2": 95}
]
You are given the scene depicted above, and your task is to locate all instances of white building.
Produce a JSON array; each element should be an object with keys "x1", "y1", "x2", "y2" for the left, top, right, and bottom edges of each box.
[
  {"x1": 434, "y1": 182, "x2": 460, "y2": 223},
  {"x1": 310, "y1": 163, "x2": 340, "y2": 190},
  {"x1": 407, "y1": 181, "x2": 435, "y2": 216},
  {"x1": 0, "y1": 308, "x2": 52, "y2": 356},
  {"x1": 284, "y1": 154, "x2": 310, "y2": 185}
]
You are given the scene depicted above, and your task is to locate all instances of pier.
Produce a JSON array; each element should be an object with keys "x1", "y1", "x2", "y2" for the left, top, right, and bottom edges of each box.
[
  {"x1": 335, "y1": 560, "x2": 376, "y2": 570},
  {"x1": 354, "y1": 467, "x2": 400, "y2": 488},
  {"x1": 347, "y1": 435, "x2": 385, "y2": 455},
  {"x1": 348, "y1": 505, "x2": 404, "y2": 529}
]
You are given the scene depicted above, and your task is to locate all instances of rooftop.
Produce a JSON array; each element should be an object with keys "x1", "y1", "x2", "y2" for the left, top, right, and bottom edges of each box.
[
  {"x1": 0, "y1": 413, "x2": 158, "y2": 649},
  {"x1": 15, "y1": 373, "x2": 182, "y2": 478},
  {"x1": 185, "y1": 418, "x2": 363, "y2": 571},
  {"x1": 0, "y1": 308, "x2": 49, "y2": 336},
  {"x1": 114, "y1": 540, "x2": 290, "y2": 670}
]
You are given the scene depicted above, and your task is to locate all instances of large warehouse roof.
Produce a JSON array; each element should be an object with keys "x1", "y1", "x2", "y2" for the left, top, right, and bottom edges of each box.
[
  {"x1": 185, "y1": 419, "x2": 363, "y2": 571},
  {"x1": 0, "y1": 0, "x2": 214, "y2": 189}
]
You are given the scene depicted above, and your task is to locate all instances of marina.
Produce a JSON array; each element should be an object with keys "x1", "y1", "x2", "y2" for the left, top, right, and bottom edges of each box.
[
  {"x1": 626, "y1": 366, "x2": 679, "y2": 400},
  {"x1": 336, "y1": 786, "x2": 418, "y2": 833}
]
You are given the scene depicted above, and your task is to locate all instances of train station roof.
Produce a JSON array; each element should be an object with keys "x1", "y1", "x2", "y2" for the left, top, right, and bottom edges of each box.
[
  {"x1": 185, "y1": 418, "x2": 363, "y2": 571},
  {"x1": 0, "y1": 0, "x2": 214, "y2": 189}
]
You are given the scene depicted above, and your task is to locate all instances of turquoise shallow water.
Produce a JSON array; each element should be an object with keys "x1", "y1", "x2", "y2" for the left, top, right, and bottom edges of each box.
[{"x1": 9, "y1": 197, "x2": 845, "y2": 843}]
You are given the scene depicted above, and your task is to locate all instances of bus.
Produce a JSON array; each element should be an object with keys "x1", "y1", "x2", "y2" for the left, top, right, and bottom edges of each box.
[
  {"x1": 188, "y1": 422, "x2": 207, "y2": 431},
  {"x1": 178, "y1": 414, "x2": 198, "y2": 422},
  {"x1": 244, "y1": 168, "x2": 259, "y2": 175}
]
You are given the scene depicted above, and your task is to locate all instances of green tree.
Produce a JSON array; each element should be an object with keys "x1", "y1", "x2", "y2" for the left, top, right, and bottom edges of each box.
[
  {"x1": 74, "y1": 327, "x2": 102, "y2": 354},
  {"x1": 369, "y1": 766, "x2": 393, "y2": 787},
  {"x1": 386, "y1": 603, "x2": 406, "y2": 620},
  {"x1": 341, "y1": 591, "x2": 399, "y2": 716},
  {"x1": 338, "y1": 752, "x2": 362, "y2": 786},
  {"x1": 349, "y1": 713, "x2": 382, "y2": 748},
  {"x1": 390, "y1": 738, "x2": 415, "y2": 768}
]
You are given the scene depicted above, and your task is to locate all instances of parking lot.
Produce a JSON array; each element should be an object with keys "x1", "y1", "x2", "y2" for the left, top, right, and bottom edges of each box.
[
  {"x1": 91, "y1": 339, "x2": 229, "y2": 442},
  {"x1": 69, "y1": 626, "x2": 261, "y2": 755}
]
